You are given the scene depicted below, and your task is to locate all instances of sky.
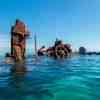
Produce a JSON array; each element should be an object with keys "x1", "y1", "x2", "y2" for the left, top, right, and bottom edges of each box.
[{"x1": 0, "y1": 0, "x2": 100, "y2": 55}]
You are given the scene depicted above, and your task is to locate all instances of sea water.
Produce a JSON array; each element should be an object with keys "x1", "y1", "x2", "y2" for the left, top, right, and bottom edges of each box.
[{"x1": 0, "y1": 55, "x2": 100, "y2": 100}]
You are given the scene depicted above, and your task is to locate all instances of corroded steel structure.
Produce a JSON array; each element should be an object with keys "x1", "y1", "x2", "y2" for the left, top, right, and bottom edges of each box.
[
  {"x1": 37, "y1": 39, "x2": 72, "y2": 59},
  {"x1": 11, "y1": 19, "x2": 29, "y2": 61}
]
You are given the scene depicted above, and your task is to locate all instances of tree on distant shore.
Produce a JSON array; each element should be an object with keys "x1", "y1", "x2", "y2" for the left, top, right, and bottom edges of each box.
[{"x1": 79, "y1": 47, "x2": 86, "y2": 55}]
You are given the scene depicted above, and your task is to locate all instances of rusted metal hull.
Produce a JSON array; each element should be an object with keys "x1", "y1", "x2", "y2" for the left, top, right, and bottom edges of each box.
[
  {"x1": 10, "y1": 20, "x2": 29, "y2": 61},
  {"x1": 38, "y1": 43, "x2": 72, "y2": 59}
]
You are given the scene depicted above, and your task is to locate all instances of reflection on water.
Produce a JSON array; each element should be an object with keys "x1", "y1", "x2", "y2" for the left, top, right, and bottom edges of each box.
[
  {"x1": 10, "y1": 61, "x2": 27, "y2": 74},
  {"x1": 0, "y1": 55, "x2": 100, "y2": 100}
]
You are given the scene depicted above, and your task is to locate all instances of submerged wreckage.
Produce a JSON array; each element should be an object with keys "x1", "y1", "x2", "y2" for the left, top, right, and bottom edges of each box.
[
  {"x1": 5, "y1": 20, "x2": 72, "y2": 63},
  {"x1": 11, "y1": 19, "x2": 29, "y2": 61},
  {"x1": 37, "y1": 39, "x2": 72, "y2": 59},
  {"x1": 5, "y1": 19, "x2": 30, "y2": 62}
]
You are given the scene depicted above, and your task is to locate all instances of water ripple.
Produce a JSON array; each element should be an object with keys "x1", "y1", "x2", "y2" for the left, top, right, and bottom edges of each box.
[{"x1": 0, "y1": 55, "x2": 100, "y2": 100}]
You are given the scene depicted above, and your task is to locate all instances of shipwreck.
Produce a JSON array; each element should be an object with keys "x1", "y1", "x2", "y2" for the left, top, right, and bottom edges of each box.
[
  {"x1": 10, "y1": 19, "x2": 29, "y2": 61},
  {"x1": 37, "y1": 39, "x2": 72, "y2": 59}
]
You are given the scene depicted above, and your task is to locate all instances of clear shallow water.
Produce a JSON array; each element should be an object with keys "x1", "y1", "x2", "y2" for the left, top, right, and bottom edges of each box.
[{"x1": 0, "y1": 55, "x2": 100, "y2": 100}]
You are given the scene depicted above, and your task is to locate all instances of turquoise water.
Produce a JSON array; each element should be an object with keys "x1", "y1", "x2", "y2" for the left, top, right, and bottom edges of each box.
[{"x1": 0, "y1": 55, "x2": 100, "y2": 100}]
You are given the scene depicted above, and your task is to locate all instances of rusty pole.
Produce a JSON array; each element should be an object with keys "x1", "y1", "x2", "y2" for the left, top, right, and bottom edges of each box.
[{"x1": 34, "y1": 33, "x2": 38, "y2": 58}]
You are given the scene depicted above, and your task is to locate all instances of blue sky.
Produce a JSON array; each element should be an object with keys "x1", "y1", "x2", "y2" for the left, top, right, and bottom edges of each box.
[{"x1": 0, "y1": 0, "x2": 100, "y2": 55}]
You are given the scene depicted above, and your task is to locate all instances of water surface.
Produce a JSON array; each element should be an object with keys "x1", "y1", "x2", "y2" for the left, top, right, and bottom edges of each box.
[{"x1": 0, "y1": 55, "x2": 100, "y2": 100}]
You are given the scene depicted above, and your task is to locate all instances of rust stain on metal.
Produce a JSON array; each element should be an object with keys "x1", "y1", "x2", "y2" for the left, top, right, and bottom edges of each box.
[{"x1": 11, "y1": 19, "x2": 29, "y2": 61}]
